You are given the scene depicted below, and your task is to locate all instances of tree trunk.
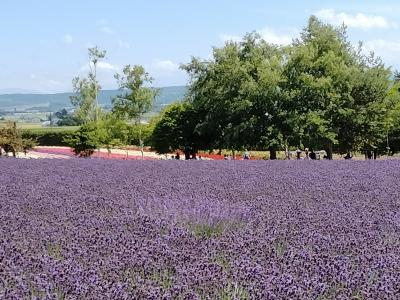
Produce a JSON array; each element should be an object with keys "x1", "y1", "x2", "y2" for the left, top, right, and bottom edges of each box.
[
  {"x1": 326, "y1": 143, "x2": 333, "y2": 160},
  {"x1": 139, "y1": 122, "x2": 144, "y2": 160},
  {"x1": 140, "y1": 139, "x2": 144, "y2": 160},
  {"x1": 270, "y1": 149, "x2": 277, "y2": 160},
  {"x1": 184, "y1": 150, "x2": 190, "y2": 160},
  {"x1": 191, "y1": 149, "x2": 197, "y2": 160}
]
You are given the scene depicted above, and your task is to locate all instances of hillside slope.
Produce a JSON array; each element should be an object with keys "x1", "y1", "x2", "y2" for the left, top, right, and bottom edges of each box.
[{"x1": 0, "y1": 86, "x2": 187, "y2": 112}]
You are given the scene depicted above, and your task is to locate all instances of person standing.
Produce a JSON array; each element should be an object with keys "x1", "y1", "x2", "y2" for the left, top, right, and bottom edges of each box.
[
  {"x1": 243, "y1": 149, "x2": 250, "y2": 160},
  {"x1": 309, "y1": 149, "x2": 316, "y2": 160},
  {"x1": 285, "y1": 147, "x2": 291, "y2": 160},
  {"x1": 296, "y1": 148, "x2": 302, "y2": 160}
]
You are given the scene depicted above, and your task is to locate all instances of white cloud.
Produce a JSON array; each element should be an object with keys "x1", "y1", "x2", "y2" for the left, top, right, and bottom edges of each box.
[
  {"x1": 315, "y1": 9, "x2": 397, "y2": 30},
  {"x1": 80, "y1": 62, "x2": 119, "y2": 72},
  {"x1": 151, "y1": 59, "x2": 180, "y2": 72},
  {"x1": 364, "y1": 39, "x2": 400, "y2": 53},
  {"x1": 258, "y1": 28, "x2": 295, "y2": 45},
  {"x1": 97, "y1": 62, "x2": 119, "y2": 71},
  {"x1": 118, "y1": 40, "x2": 131, "y2": 49},
  {"x1": 220, "y1": 28, "x2": 297, "y2": 46},
  {"x1": 63, "y1": 34, "x2": 73, "y2": 45},
  {"x1": 29, "y1": 73, "x2": 36, "y2": 79},
  {"x1": 102, "y1": 26, "x2": 114, "y2": 35}
]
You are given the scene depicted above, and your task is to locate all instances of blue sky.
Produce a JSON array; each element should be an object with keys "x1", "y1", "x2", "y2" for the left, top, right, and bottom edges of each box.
[{"x1": 1, "y1": 0, "x2": 399, "y2": 93}]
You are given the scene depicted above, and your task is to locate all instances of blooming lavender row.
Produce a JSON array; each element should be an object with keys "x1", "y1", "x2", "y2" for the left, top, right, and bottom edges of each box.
[{"x1": 1, "y1": 159, "x2": 400, "y2": 299}]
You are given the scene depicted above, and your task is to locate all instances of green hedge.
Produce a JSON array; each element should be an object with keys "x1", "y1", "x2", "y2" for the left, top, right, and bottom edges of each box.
[{"x1": 21, "y1": 128, "x2": 78, "y2": 146}]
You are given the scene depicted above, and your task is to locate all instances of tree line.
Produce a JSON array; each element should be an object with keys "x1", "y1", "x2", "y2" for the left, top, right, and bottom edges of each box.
[
  {"x1": 152, "y1": 16, "x2": 400, "y2": 159},
  {"x1": 57, "y1": 16, "x2": 400, "y2": 159}
]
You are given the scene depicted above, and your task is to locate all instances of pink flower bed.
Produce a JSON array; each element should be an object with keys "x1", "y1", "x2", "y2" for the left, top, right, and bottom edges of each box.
[{"x1": 33, "y1": 147, "x2": 156, "y2": 160}]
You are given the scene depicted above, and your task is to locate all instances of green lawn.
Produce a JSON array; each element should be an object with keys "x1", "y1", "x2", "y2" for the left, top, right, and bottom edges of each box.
[
  {"x1": 21, "y1": 126, "x2": 79, "y2": 132},
  {"x1": 0, "y1": 121, "x2": 78, "y2": 131}
]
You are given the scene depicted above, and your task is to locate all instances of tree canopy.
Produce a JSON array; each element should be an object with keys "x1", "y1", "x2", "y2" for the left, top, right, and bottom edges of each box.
[{"x1": 152, "y1": 16, "x2": 399, "y2": 158}]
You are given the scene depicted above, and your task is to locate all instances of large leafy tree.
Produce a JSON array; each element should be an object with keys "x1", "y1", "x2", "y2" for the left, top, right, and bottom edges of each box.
[
  {"x1": 112, "y1": 65, "x2": 158, "y2": 159},
  {"x1": 283, "y1": 16, "x2": 392, "y2": 158},
  {"x1": 156, "y1": 16, "x2": 397, "y2": 159},
  {"x1": 151, "y1": 102, "x2": 201, "y2": 158},
  {"x1": 182, "y1": 33, "x2": 285, "y2": 158},
  {"x1": 382, "y1": 80, "x2": 400, "y2": 154}
]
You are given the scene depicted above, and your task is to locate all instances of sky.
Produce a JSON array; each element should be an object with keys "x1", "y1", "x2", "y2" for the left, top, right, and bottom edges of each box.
[{"x1": 1, "y1": 0, "x2": 400, "y2": 93}]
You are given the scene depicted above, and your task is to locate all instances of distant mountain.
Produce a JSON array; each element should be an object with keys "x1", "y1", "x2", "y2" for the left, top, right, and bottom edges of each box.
[
  {"x1": 0, "y1": 86, "x2": 187, "y2": 112},
  {"x1": 0, "y1": 88, "x2": 43, "y2": 94}
]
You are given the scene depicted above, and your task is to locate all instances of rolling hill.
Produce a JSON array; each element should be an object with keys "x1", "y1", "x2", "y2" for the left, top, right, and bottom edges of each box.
[{"x1": 0, "y1": 86, "x2": 187, "y2": 112}]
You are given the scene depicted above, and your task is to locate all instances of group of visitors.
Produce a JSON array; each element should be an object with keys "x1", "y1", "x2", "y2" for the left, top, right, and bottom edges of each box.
[
  {"x1": 286, "y1": 148, "x2": 318, "y2": 160},
  {"x1": 170, "y1": 152, "x2": 203, "y2": 160},
  {"x1": 169, "y1": 148, "x2": 381, "y2": 161},
  {"x1": 223, "y1": 149, "x2": 250, "y2": 160}
]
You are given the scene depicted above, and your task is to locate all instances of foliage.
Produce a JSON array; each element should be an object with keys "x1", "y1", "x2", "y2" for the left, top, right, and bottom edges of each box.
[
  {"x1": 64, "y1": 122, "x2": 102, "y2": 157},
  {"x1": 380, "y1": 81, "x2": 400, "y2": 154},
  {"x1": 182, "y1": 33, "x2": 286, "y2": 154},
  {"x1": 55, "y1": 109, "x2": 82, "y2": 126},
  {"x1": 21, "y1": 128, "x2": 77, "y2": 146},
  {"x1": 112, "y1": 65, "x2": 157, "y2": 123},
  {"x1": 112, "y1": 65, "x2": 158, "y2": 158},
  {"x1": 0, "y1": 122, "x2": 36, "y2": 156},
  {"x1": 70, "y1": 47, "x2": 106, "y2": 123},
  {"x1": 64, "y1": 114, "x2": 157, "y2": 156},
  {"x1": 172, "y1": 16, "x2": 399, "y2": 158},
  {"x1": 128, "y1": 123, "x2": 155, "y2": 147},
  {"x1": 98, "y1": 114, "x2": 130, "y2": 153},
  {"x1": 151, "y1": 102, "x2": 201, "y2": 155}
]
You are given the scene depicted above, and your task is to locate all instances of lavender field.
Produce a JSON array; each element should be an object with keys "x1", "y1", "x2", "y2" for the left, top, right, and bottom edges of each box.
[{"x1": 1, "y1": 159, "x2": 400, "y2": 299}]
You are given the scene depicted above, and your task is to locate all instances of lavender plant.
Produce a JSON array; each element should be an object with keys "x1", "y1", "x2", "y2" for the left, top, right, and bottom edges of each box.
[{"x1": 0, "y1": 159, "x2": 399, "y2": 299}]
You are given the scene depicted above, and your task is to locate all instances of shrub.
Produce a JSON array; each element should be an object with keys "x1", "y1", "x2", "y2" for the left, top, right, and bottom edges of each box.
[
  {"x1": 21, "y1": 128, "x2": 77, "y2": 146},
  {"x1": 0, "y1": 122, "x2": 36, "y2": 157},
  {"x1": 64, "y1": 123, "x2": 100, "y2": 157}
]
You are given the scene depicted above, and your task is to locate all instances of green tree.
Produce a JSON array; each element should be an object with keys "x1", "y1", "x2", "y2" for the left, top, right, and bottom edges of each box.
[
  {"x1": 112, "y1": 65, "x2": 158, "y2": 159},
  {"x1": 65, "y1": 114, "x2": 133, "y2": 158},
  {"x1": 151, "y1": 102, "x2": 201, "y2": 158},
  {"x1": 282, "y1": 16, "x2": 392, "y2": 158},
  {"x1": 394, "y1": 70, "x2": 400, "y2": 83},
  {"x1": 182, "y1": 33, "x2": 285, "y2": 158},
  {"x1": 55, "y1": 109, "x2": 82, "y2": 126},
  {"x1": 382, "y1": 80, "x2": 400, "y2": 154},
  {"x1": 70, "y1": 46, "x2": 106, "y2": 124},
  {"x1": 65, "y1": 122, "x2": 102, "y2": 157},
  {"x1": 100, "y1": 114, "x2": 130, "y2": 156}
]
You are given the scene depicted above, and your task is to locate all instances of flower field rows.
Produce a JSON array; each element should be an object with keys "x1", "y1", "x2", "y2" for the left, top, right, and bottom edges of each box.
[{"x1": 1, "y1": 159, "x2": 400, "y2": 299}]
